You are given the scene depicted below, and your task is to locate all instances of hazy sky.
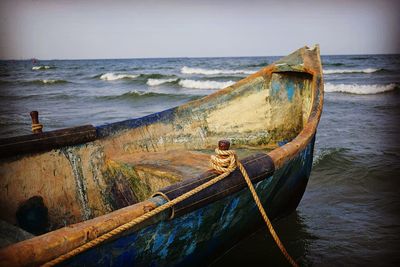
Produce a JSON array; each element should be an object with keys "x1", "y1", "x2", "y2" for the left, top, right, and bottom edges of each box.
[{"x1": 0, "y1": 0, "x2": 399, "y2": 59}]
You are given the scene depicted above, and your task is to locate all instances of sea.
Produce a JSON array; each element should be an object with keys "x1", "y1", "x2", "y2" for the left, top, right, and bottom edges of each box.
[{"x1": 0, "y1": 53, "x2": 399, "y2": 266}]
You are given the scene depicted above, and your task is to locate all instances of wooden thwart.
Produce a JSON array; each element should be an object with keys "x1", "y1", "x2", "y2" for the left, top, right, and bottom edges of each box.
[{"x1": 0, "y1": 125, "x2": 97, "y2": 158}]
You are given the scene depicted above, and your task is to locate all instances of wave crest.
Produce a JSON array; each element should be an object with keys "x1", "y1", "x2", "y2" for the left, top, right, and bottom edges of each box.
[
  {"x1": 179, "y1": 79, "x2": 235, "y2": 89},
  {"x1": 100, "y1": 73, "x2": 139, "y2": 81},
  {"x1": 120, "y1": 91, "x2": 167, "y2": 98},
  {"x1": 41, "y1": 79, "x2": 66, "y2": 84},
  {"x1": 313, "y1": 148, "x2": 350, "y2": 168},
  {"x1": 23, "y1": 79, "x2": 69, "y2": 85},
  {"x1": 323, "y1": 68, "x2": 381, "y2": 74},
  {"x1": 99, "y1": 90, "x2": 196, "y2": 101},
  {"x1": 32, "y1": 65, "x2": 54, "y2": 70},
  {"x1": 147, "y1": 78, "x2": 179, "y2": 86},
  {"x1": 181, "y1": 66, "x2": 254, "y2": 75},
  {"x1": 0, "y1": 79, "x2": 68, "y2": 85},
  {"x1": 325, "y1": 83, "x2": 398, "y2": 94},
  {"x1": 99, "y1": 90, "x2": 168, "y2": 100}
]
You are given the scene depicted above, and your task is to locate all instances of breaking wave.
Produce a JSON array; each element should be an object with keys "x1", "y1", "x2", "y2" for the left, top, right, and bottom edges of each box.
[
  {"x1": 17, "y1": 79, "x2": 69, "y2": 85},
  {"x1": 99, "y1": 73, "x2": 139, "y2": 81},
  {"x1": 181, "y1": 66, "x2": 255, "y2": 75},
  {"x1": 38, "y1": 79, "x2": 68, "y2": 84},
  {"x1": 325, "y1": 83, "x2": 398, "y2": 94},
  {"x1": 147, "y1": 78, "x2": 179, "y2": 86},
  {"x1": 98, "y1": 90, "x2": 197, "y2": 101},
  {"x1": 96, "y1": 73, "x2": 177, "y2": 82},
  {"x1": 313, "y1": 148, "x2": 349, "y2": 168},
  {"x1": 178, "y1": 79, "x2": 235, "y2": 89},
  {"x1": 0, "y1": 79, "x2": 69, "y2": 85},
  {"x1": 104, "y1": 91, "x2": 171, "y2": 99},
  {"x1": 323, "y1": 68, "x2": 382, "y2": 74},
  {"x1": 32, "y1": 65, "x2": 55, "y2": 70}
]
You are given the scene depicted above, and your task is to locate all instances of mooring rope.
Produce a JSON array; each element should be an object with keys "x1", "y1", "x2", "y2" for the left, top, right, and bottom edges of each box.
[
  {"x1": 211, "y1": 148, "x2": 298, "y2": 267},
  {"x1": 43, "y1": 147, "x2": 297, "y2": 267}
]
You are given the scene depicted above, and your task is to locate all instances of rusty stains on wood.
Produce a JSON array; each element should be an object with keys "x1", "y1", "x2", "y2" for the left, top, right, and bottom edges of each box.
[
  {"x1": 0, "y1": 198, "x2": 165, "y2": 266},
  {"x1": 0, "y1": 45, "x2": 324, "y2": 266}
]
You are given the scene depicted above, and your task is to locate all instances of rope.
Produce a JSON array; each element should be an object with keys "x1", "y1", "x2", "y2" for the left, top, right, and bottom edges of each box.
[
  {"x1": 43, "y1": 147, "x2": 297, "y2": 267},
  {"x1": 238, "y1": 161, "x2": 298, "y2": 266},
  {"x1": 211, "y1": 148, "x2": 298, "y2": 267},
  {"x1": 42, "y1": 151, "x2": 234, "y2": 266},
  {"x1": 31, "y1": 123, "x2": 43, "y2": 132}
]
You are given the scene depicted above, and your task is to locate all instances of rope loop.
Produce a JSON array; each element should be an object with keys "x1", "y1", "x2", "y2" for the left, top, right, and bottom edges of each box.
[
  {"x1": 210, "y1": 148, "x2": 237, "y2": 173},
  {"x1": 31, "y1": 123, "x2": 43, "y2": 132}
]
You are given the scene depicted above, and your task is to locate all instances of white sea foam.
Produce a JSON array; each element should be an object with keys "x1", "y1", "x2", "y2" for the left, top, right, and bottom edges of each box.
[
  {"x1": 100, "y1": 73, "x2": 139, "y2": 81},
  {"x1": 32, "y1": 79, "x2": 66, "y2": 84},
  {"x1": 325, "y1": 83, "x2": 397, "y2": 94},
  {"x1": 179, "y1": 79, "x2": 235, "y2": 90},
  {"x1": 32, "y1": 66, "x2": 52, "y2": 70},
  {"x1": 147, "y1": 78, "x2": 178, "y2": 86},
  {"x1": 181, "y1": 66, "x2": 255, "y2": 75},
  {"x1": 41, "y1": 79, "x2": 57, "y2": 84},
  {"x1": 312, "y1": 148, "x2": 346, "y2": 167},
  {"x1": 323, "y1": 68, "x2": 380, "y2": 74}
]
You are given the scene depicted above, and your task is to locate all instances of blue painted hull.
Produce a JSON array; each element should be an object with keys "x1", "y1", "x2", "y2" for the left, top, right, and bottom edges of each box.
[
  {"x1": 63, "y1": 137, "x2": 315, "y2": 266},
  {"x1": 0, "y1": 45, "x2": 324, "y2": 267}
]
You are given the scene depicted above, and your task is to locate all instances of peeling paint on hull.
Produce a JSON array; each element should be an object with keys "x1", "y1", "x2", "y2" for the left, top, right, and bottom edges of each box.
[
  {"x1": 62, "y1": 139, "x2": 314, "y2": 266},
  {"x1": 0, "y1": 45, "x2": 324, "y2": 267}
]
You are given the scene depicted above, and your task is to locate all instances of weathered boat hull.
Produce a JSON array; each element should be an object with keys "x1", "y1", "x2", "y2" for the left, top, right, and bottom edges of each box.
[
  {"x1": 0, "y1": 45, "x2": 323, "y2": 266},
  {"x1": 62, "y1": 137, "x2": 314, "y2": 266}
]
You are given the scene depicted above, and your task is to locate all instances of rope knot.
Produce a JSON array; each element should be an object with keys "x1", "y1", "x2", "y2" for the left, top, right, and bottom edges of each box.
[{"x1": 210, "y1": 148, "x2": 237, "y2": 174}]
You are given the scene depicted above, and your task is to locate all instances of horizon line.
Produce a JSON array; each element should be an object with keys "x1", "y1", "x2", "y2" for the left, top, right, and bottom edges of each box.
[{"x1": 1, "y1": 52, "x2": 399, "y2": 61}]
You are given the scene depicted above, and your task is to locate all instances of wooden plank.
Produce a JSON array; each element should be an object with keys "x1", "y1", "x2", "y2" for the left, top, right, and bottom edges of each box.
[{"x1": 0, "y1": 125, "x2": 97, "y2": 158}]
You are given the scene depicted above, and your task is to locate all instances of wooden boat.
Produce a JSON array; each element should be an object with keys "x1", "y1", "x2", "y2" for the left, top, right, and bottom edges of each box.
[{"x1": 0, "y1": 45, "x2": 323, "y2": 266}]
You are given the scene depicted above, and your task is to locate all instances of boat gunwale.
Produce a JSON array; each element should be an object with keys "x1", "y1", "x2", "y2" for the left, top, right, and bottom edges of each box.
[{"x1": 0, "y1": 45, "x2": 324, "y2": 266}]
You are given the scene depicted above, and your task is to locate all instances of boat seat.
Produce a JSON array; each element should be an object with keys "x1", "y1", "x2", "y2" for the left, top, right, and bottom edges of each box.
[
  {"x1": 110, "y1": 150, "x2": 211, "y2": 182},
  {"x1": 106, "y1": 148, "x2": 269, "y2": 206},
  {"x1": 105, "y1": 150, "x2": 212, "y2": 204}
]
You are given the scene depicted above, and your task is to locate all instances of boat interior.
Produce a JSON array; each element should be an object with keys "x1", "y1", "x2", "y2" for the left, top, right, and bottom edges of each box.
[
  {"x1": 96, "y1": 70, "x2": 314, "y2": 202},
  {"x1": 0, "y1": 60, "x2": 316, "y2": 243}
]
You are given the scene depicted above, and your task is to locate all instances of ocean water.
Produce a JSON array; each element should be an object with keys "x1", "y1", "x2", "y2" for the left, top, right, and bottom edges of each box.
[{"x1": 1, "y1": 54, "x2": 400, "y2": 266}]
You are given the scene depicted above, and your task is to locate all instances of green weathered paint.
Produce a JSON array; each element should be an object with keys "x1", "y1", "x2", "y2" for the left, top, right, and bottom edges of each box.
[{"x1": 0, "y1": 45, "x2": 324, "y2": 267}]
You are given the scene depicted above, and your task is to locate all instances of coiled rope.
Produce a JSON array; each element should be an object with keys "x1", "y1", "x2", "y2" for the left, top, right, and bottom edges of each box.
[
  {"x1": 43, "y1": 147, "x2": 297, "y2": 267},
  {"x1": 31, "y1": 123, "x2": 43, "y2": 132}
]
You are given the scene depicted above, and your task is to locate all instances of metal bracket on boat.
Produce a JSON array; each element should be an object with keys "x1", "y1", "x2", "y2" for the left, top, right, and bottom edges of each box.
[{"x1": 151, "y1": 191, "x2": 175, "y2": 219}]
